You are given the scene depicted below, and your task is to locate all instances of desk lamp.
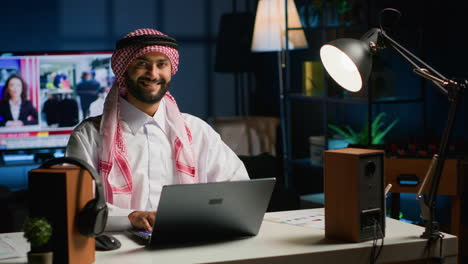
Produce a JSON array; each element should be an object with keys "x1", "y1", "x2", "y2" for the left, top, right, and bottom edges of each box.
[{"x1": 319, "y1": 8, "x2": 466, "y2": 240}]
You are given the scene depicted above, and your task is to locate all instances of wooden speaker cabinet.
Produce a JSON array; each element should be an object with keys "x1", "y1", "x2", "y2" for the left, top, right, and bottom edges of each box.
[
  {"x1": 28, "y1": 166, "x2": 95, "y2": 264},
  {"x1": 324, "y1": 148, "x2": 385, "y2": 242}
]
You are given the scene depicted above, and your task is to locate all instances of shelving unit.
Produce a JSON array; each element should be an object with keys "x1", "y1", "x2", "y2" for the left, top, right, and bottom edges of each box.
[{"x1": 281, "y1": 0, "x2": 427, "y2": 194}]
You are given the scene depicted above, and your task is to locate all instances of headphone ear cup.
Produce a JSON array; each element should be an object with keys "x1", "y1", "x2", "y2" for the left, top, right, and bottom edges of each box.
[{"x1": 77, "y1": 199, "x2": 107, "y2": 237}]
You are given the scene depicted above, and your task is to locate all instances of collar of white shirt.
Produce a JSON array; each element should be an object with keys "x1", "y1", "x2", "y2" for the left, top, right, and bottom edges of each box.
[{"x1": 119, "y1": 97, "x2": 167, "y2": 135}]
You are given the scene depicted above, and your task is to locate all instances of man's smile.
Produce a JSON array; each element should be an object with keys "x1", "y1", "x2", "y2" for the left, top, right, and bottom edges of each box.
[{"x1": 139, "y1": 79, "x2": 162, "y2": 88}]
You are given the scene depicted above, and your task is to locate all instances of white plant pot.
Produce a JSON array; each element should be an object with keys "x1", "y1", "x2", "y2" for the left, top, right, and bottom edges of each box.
[{"x1": 27, "y1": 251, "x2": 53, "y2": 264}]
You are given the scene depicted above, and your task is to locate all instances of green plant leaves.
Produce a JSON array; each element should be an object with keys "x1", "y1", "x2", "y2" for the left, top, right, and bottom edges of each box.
[
  {"x1": 23, "y1": 217, "x2": 53, "y2": 248},
  {"x1": 328, "y1": 112, "x2": 399, "y2": 145}
]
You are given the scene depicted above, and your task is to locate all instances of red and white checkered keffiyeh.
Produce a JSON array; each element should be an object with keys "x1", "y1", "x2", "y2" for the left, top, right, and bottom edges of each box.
[{"x1": 99, "y1": 28, "x2": 198, "y2": 208}]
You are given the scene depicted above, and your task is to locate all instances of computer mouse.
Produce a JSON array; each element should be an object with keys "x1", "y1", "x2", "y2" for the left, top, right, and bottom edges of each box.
[{"x1": 95, "y1": 234, "x2": 121, "y2": 251}]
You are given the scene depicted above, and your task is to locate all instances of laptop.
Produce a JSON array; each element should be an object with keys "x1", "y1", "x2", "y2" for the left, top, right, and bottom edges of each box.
[{"x1": 128, "y1": 178, "x2": 276, "y2": 246}]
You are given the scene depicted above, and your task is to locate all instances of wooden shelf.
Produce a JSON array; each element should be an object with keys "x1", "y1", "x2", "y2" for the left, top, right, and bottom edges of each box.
[
  {"x1": 288, "y1": 93, "x2": 424, "y2": 105},
  {"x1": 290, "y1": 158, "x2": 323, "y2": 169},
  {"x1": 288, "y1": 24, "x2": 367, "y2": 31}
]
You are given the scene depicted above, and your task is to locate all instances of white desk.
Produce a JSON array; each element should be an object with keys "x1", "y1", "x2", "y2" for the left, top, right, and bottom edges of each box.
[{"x1": 0, "y1": 209, "x2": 458, "y2": 264}]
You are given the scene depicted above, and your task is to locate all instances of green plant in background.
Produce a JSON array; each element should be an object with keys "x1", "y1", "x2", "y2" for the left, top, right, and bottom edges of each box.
[
  {"x1": 328, "y1": 112, "x2": 399, "y2": 145},
  {"x1": 333, "y1": 0, "x2": 351, "y2": 14},
  {"x1": 23, "y1": 217, "x2": 53, "y2": 253},
  {"x1": 309, "y1": 0, "x2": 350, "y2": 14}
]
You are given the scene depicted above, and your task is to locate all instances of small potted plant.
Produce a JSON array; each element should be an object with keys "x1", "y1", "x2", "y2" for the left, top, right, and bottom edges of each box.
[
  {"x1": 328, "y1": 112, "x2": 399, "y2": 147},
  {"x1": 23, "y1": 217, "x2": 53, "y2": 264}
]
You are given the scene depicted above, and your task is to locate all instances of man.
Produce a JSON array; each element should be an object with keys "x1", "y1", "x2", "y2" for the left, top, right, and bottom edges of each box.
[
  {"x1": 88, "y1": 87, "x2": 109, "y2": 117},
  {"x1": 76, "y1": 71, "x2": 100, "y2": 118},
  {"x1": 66, "y1": 28, "x2": 249, "y2": 232}
]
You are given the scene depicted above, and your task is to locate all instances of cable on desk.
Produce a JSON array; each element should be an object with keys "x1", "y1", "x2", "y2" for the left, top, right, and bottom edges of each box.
[{"x1": 369, "y1": 218, "x2": 384, "y2": 264}]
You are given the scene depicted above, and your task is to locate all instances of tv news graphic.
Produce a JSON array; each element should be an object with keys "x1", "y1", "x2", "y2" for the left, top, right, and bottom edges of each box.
[{"x1": 0, "y1": 51, "x2": 113, "y2": 151}]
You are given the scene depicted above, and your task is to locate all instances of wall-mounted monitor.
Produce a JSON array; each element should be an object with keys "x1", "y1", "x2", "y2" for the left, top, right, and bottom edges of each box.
[{"x1": 0, "y1": 51, "x2": 114, "y2": 152}]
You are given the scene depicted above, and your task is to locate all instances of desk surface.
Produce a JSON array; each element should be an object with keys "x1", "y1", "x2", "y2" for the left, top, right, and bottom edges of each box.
[{"x1": 0, "y1": 209, "x2": 458, "y2": 264}]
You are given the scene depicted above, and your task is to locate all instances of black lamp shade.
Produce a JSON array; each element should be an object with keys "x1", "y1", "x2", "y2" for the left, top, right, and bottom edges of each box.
[{"x1": 320, "y1": 38, "x2": 374, "y2": 92}]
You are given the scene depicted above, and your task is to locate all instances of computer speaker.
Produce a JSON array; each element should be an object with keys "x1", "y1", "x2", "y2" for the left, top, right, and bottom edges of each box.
[{"x1": 324, "y1": 148, "x2": 385, "y2": 242}]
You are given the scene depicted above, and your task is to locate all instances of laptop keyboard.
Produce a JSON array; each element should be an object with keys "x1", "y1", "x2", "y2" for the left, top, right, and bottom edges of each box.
[{"x1": 128, "y1": 229, "x2": 152, "y2": 241}]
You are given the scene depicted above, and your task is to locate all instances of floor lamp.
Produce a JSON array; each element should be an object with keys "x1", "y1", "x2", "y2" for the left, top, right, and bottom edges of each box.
[
  {"x1": 214, "y1": 12, "x2": 255, "y2": 116},
  {"x1": 251, "y1": 0, "x2": 308, "y2": 188},
  {"x1": 319, "y1": 8, "x2": 466, "y2": 241}
]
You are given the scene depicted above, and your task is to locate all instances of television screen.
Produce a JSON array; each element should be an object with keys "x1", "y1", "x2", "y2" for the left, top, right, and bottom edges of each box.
[{"x1": 0, "y1": 51, "x2": 114, "y2": 151}]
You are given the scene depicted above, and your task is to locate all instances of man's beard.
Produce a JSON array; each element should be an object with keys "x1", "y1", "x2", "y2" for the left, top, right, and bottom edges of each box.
[{"x1": 125, "y1": 76, "x2": 170, "y2": 104}]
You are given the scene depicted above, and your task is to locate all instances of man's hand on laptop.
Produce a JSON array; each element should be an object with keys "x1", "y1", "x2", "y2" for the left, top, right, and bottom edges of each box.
[{"x1": 128, "y1": 211, "x2": 156, "y2": 232}]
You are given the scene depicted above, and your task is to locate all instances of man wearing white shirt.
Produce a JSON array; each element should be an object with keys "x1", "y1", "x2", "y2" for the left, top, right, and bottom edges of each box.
[
  {"x1": 66, "y1": 28, "x2": 249, "y2": 232},
  {"x1": 87, "y1": 87, "x2": 108, "y2": 117}
]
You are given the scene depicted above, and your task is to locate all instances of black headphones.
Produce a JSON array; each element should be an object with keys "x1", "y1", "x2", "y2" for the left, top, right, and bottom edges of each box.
[{"x1": 41, "y1": 157, "x2": 108, "y2": 237}]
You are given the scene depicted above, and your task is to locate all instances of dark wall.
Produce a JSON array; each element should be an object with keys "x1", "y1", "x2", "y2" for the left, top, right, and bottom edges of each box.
[
  {"x1": 0, "y1": 0, "x2": 259, "y2": 120},
  {"x1": 370, "y1": 0, "x2": 468, "y2": 141},
  {"x1": 333, "y1": 0, "x2": 468, "y2": 144},
  {"x1": 1, "y1": 0, "x2": 467, "y2": 145},
  {"x1": 421, "y1": 1, "x2": 468, "y2": 140}
]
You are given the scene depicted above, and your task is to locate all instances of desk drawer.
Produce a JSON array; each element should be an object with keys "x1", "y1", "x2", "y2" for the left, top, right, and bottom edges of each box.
[{"x1": 384, "y1": 158, "x2": 460, "y2": 195}]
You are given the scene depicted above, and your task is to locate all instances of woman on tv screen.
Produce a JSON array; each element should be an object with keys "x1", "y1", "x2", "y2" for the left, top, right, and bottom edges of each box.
[{"x1": 0, "y1": 74, "x2": 38, "y2": 127}]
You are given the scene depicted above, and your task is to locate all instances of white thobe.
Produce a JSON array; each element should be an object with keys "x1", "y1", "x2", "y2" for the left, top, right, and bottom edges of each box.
[{"x1": 66, "y1": 98, "x2": 250, "y2": 230}]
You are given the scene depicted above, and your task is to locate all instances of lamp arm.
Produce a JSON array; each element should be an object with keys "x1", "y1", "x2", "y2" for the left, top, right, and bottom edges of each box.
[
  {"x1": 387, "y1": 42, "x2": 422, "y2": 71},
  {"x1": 381, "y1": 30, "x2": 449, "y2": 82},
  {"x1": 413, "y1": 68, "x2": 449, "y2": 96},
  {"x1": 383, "y1": 34, "x2": 449, "y2": 95},
  {"x1": 381, "y1": 29, "x2": 468, "y2": 240},
  {"x1": 420, "y1": 80, "x2": 465, "y2": 239}
]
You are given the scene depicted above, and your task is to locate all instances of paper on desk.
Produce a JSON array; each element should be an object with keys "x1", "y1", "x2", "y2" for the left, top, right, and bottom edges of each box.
[
  {"x1": 0, "y1": 233, "x2": 29, "y2": 260},
  {"x1": 264, "y1": 210, "x2": 325, "y2": 229}
]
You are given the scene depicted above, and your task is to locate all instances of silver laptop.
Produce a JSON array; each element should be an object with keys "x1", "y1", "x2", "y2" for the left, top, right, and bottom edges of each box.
[{"x1": 128, "y1": 178, "x2": 276, "y2": 246}]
